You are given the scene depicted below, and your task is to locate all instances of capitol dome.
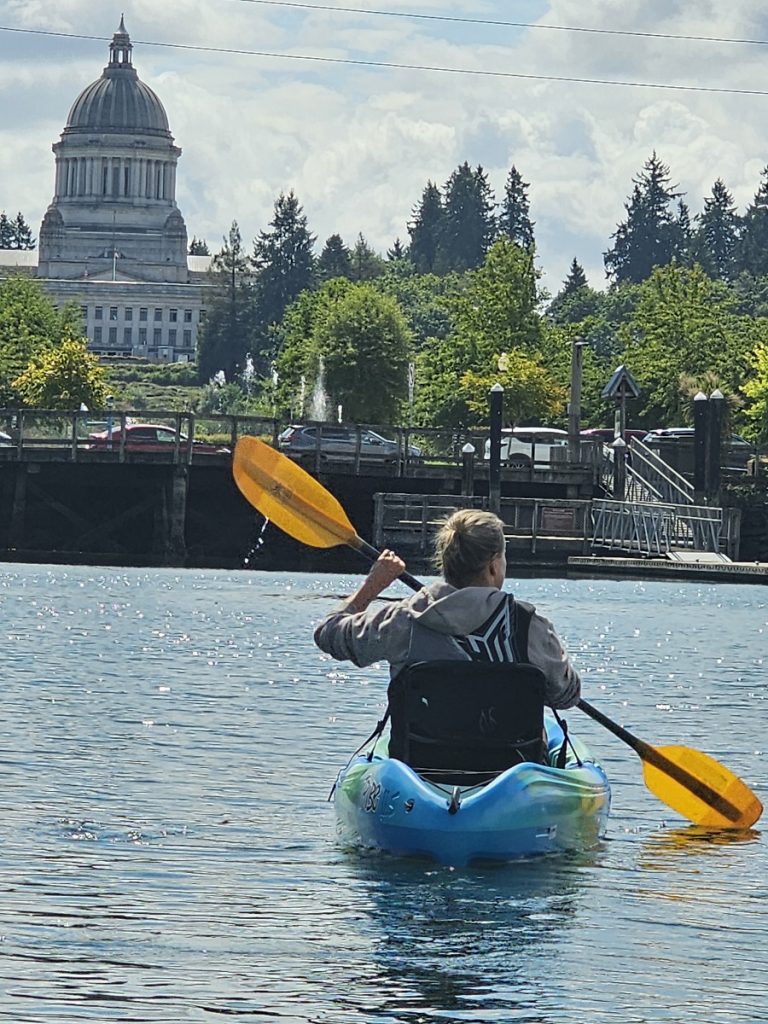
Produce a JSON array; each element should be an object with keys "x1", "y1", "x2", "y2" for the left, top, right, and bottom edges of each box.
[{"x1": 64, "y1": 17, "x2": 171, "y2": 137}]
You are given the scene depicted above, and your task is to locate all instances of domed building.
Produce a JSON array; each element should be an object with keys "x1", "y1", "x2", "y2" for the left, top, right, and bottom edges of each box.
[{"x1": 7, "y1": 18, "x2": 212, "y2": 363}]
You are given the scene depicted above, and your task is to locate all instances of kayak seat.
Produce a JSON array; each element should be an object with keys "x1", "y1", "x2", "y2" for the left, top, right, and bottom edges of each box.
[{"x1": 387, "y1": 660, "x2": 546, "y2": 785}]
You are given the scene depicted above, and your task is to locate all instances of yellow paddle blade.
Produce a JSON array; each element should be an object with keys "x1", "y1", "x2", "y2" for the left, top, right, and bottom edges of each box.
[
  {"x1": 232, "y1": 436, "x2": 360, "y2": 549},
  {"x1": 642, "y1": 744, "x2": 763, "y2": 829}
]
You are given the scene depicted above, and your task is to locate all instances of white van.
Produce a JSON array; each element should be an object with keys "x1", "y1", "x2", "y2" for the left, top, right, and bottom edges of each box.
[{"x1": 483, "y1": 427, "x2": 569, "y2": 467}]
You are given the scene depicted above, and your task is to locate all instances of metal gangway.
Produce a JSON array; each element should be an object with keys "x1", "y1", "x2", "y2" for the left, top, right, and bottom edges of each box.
[{"x1": 591, "y1": 498, "x2": 732, "y2": 557}]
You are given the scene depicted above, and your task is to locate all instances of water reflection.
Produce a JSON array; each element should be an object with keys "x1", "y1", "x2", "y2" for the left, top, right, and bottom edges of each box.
[{"x1": 340, "y1": 853, "x2": 597, "y2": 1024}]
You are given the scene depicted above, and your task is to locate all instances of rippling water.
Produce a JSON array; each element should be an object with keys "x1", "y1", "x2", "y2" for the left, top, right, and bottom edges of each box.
[{"x1": 1, "y1": 566, "x2": 766, "y2": 1023}]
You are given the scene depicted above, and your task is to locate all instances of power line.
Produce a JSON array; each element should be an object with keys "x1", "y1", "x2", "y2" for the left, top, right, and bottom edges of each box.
[
  {"x1": 230, "y1": 0, "x2": 768, "y2": 48},
  {"x1": 1, "y1": 24, "x2": 767, "y2": 96}
]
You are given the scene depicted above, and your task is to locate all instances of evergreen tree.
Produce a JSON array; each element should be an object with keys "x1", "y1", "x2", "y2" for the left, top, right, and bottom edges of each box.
[
  {"x1": 253, "y1": 190, "x2": 316, "y2": 326},
  {"x1": 737, "y1": 167, "x2": 768, "y2": 277},
  {"x1": 693, "y1": 179, "x2": 740, "y2": 281},
  {"x1": 0, "y1": 211, "x2": 34, "y2": 249},
  {"x1": 349, "y1": 233, "x2": 385, "y2": 281},
  {"x1": 189, "y1": 236, "x2": 210, "y2": 255},
  {"x1": 317, "y1": 234, "x2": 352, "y2": 280},
  {"x1": 12, "y1": 212, "x2": 35, "y2": 249},
  {"x1": 604, "y1": 152, "x2": 683, "y2": 283},
  {"x1": 408, "y1": 181, "x2": 444, "y2": 274},
  {"x1": 671, "y1": 199, "x2": 693, "y2": 266},
  {"x1": 547, "y1": 258, "x2": 601, "y2": 324},
  {"x1": 0, "y1": 212, "x2": 13, "y2": 249},
  {"x1": 387, "y1": 238, "x2": 408, "y2": 261},
  {"x1": 440, "y1": 162, "x2": 496, "y2": 273},
  {"x1": 498, "y1": 166, "x2": 535, "y2": 248},
  {"x1": 197, "y1": 221, "x2": 259, "y2": 383}
]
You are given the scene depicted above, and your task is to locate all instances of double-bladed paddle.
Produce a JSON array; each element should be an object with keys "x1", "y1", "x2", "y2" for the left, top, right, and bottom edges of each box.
[{"x1": 233, "y1": 435, "x2": 763, "y2": 830}]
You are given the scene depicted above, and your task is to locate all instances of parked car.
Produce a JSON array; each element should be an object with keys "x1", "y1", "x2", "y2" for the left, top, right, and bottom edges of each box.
[
  {"x1": 580, "y1": 427, "x2": 649, "y2": 446},
  {"x1": 278, "y1": 424, "x2": 421, "y2": 462},
  {"x1": 86, "y1": 423, "x2": 229, "y2": 454},
  {"x1": 642, "y1": 427, "x2": 754, "y2": 472},
  {"x1": 483, "y1": 427, "x2": 569, "y2": 467}
]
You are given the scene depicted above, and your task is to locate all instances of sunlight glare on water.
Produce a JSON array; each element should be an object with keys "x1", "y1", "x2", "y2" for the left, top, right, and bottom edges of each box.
[{"x1": 0, "y1": 566, "x2": 766, "y2": 1023}]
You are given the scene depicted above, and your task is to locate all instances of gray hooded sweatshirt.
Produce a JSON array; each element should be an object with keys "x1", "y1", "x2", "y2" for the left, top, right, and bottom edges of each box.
[{"x1": 313, "y1": 582, "x2": 580, "y2": 709}]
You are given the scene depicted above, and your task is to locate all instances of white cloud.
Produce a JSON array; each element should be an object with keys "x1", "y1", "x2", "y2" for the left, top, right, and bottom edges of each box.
[{"x1": 1, "y1": 0, "x2": 767, "y2": 291}]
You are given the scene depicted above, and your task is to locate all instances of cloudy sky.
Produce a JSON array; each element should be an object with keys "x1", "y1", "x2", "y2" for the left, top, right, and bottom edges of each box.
[{"x1": 2, "y1": 0, "x2": 768, "y2": 292}]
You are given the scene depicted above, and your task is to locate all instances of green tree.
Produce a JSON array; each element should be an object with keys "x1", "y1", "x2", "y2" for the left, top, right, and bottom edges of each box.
[
  {"x1": 0, "y1": 212, "x2": 13, "y2": 248},
  {"x1": 387, "y1": 238, "x2": 408, "y2": 261},
  {"x1": 253, "y1": 190, "x2": 316, "y2": 326},
  {"x1": 13, "y1": 336, "x2": 109, "y2": 409},
  {"x1": 0, "y1": 277, "x2": 81, "y2": 402},
  {"x1": 274, "y1": 280, "x2": 410, "y2": 422},
  {"x1": 737, "y1": 167, "x2": 768, "y2": 277},
  {"x1": 197, "y1": 221, "x2": 260, "y2": 383},
  {"x1": 742, "y1": 342, "x2": 768, "y2": 443},
  {"x1": 314, "y1": 284, "x2": 410, "y2": 421},
  {"x1": 459, "y1": 351, "x2": 565, "y2": 426},
  {"x1": 408, "y1": 181, "x2": 444, "y2": 274},
  {"x1": 440, "y1": 162, "x2": 496, "y2": 273},
  {"x1": 317, "y1": 234, "x2": 352, "y2": 281},
  {"x1": 498, "y1": 166, "x2": 534, "y2": 249},
  {"x1": 188, "y1": 236, "x2": 210, "y2": 255},
  {"x1": 547, "y1": 259, "x2": 602, "y2": 324},
  {"x1": 0, "y1": 211, "x2": 35, "y2": 249},
  {"x1": 692, "y1": 179, "x2": 740, "y2": 281},
  {"x1": 604, "y1": 152, "x2": 683, "y2": 283},
  {"x1": 413, "y1": 239, "x2": 545, "y2": 427},
  {"x1": 349, "y1": 233, "x2": 385, "y2": 282},
  {"x1": 376, "y1": 267, "x2": 461, "y2": 348},
  {"x1": 617, "y1": 263, "x2": 755, "y2": 426}
]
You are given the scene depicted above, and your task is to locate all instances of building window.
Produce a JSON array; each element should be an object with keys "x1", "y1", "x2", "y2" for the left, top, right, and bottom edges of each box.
[
  {"x1": 109, "y1": 306, "x2": 118, "y2": 321},
  {"x1": 139, "y1": 307, "x2": 148, "y2": 322},
  {"x1": 153, "y1": 328, "x2": 162, "y2": 345},
  {"x1": 169, "y1": 308, "x2": 178, "y2": 322},
  {"x1": 168, "y1": 329, "x2": 177, "y2": 346},
  {"x1": 138, "y1": 328, "x2": 147, "y2": 345},
  {"x1": 93, "y1": 326, "x2": 103, "y2": 344},
  {"x1": 124, "y1": 327, "x2": 132, "y2": 345},
  {"x1": 183, "y1": 330, "x2": 192, "y2": 346},
  {"x1": 183, "y1": 309, "x2": 192, "y2": 323},
  {"x1": 80, "y1": 305, "x2": 88, "y2": 321},
  {"x1": 125, "y1": 307, "x2": 133, "y2": 321},
  {"x1": 108, "y1": 327, "x2": 117, "y2": 344},
  {"x1": 154, "y1": 308, "x2": 162, "y2": 322},
  {"x1": 95, "y1": 306, "x2": 103, "y2": 320},
  {"x1": 199, "y1": 308, "x2": 206, "y2": 321}
]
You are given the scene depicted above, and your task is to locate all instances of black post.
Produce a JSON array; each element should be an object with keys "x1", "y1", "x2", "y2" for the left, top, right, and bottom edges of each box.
[
  {"x1": 461, "y1": 443, "x2": 476, "y2": 497},
  {"x1": 488, "y1": 384, "x2": 503, "y2": 516},
  {"x1": 693, "y1": 391, "x2": 708, "y2": 503},
  {"x1": 612, "y1": 437, "x2": 627, "y2": 500},
  {"x1": 568, "y1": 338, "x2": 583, "y2": 462},
  {"x1": 707, "y1": 389, "x2": 724, "y2": 504}
]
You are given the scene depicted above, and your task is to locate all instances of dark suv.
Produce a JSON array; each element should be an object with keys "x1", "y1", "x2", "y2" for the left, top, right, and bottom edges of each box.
[
  {"x1": 278, "y1": 424, "x2": 421, "y2": 462},
  {"x1": 642, "y1": 427, "x2": 754, "y2": 473}
]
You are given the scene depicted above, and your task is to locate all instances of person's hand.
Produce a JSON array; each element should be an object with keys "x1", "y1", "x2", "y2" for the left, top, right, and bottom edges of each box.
[
  {"x1": 365, "y1": 549, "x2": 406, "y2": 594},
  {"x1": 343, "y1": 549, "x2": 406, "y2": 613}
]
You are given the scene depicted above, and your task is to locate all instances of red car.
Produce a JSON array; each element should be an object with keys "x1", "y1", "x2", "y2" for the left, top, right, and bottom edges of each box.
[{"x1": 86, "y1": 423, "x2": 229, "y2": 454}]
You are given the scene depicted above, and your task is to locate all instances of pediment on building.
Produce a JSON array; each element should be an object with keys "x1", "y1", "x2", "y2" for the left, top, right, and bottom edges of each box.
[{"x1": 81, "y1": 268, "x2": 148, "y2": 283}]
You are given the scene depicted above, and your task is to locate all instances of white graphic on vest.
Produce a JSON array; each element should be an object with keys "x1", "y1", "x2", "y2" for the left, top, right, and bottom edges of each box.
[{"x1": 455, "y1": 597, "x2": 519, "y2": 663}]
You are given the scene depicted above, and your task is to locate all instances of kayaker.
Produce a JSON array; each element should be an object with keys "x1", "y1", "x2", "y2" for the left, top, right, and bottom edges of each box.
[{"x1": 313, "y1": 508, "x2": 580, "y2": 710}]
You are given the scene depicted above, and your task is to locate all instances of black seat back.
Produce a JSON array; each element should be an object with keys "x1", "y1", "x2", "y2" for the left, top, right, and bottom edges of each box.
[{"x1": 387, "y1": 660, "x2": 546, "y2": 785}]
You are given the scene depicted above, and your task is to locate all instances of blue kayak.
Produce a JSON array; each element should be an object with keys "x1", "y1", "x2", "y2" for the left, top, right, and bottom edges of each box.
[{"x1": 333, "y1": 717, "x2": 611, "y2": 866}]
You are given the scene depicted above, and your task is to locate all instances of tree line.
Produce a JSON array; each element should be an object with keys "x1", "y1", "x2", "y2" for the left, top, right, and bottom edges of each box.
[{"x1": 195, "y1": 153, "x2": 768, "y2": 444}]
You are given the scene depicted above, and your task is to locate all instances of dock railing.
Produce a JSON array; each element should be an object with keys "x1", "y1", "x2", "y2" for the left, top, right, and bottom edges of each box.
[{"x1": 590, "y1": 498, "x2": 740, "y2": 557}]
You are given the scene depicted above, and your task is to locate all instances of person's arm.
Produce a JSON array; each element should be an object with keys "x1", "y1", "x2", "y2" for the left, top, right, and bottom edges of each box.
[
  {"x1": 313, "y1": 550, "x2": 414, "y2": 667},
  {"x1": 526, "y1": 613, "x2": 581, "y2": 709}
]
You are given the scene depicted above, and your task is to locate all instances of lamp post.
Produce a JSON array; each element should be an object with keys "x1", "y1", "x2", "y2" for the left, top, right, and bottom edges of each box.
[
  {"x1": 488, "y1": 383, "x2": 504, "y2": 516},
  {"x1": 106, "y1": 394, "x2": 114, "y2": 450}
]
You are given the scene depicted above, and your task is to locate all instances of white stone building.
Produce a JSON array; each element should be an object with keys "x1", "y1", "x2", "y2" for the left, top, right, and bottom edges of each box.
[{"x1": 0, "y1": 18, "x2": 211, "y2": 363}]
